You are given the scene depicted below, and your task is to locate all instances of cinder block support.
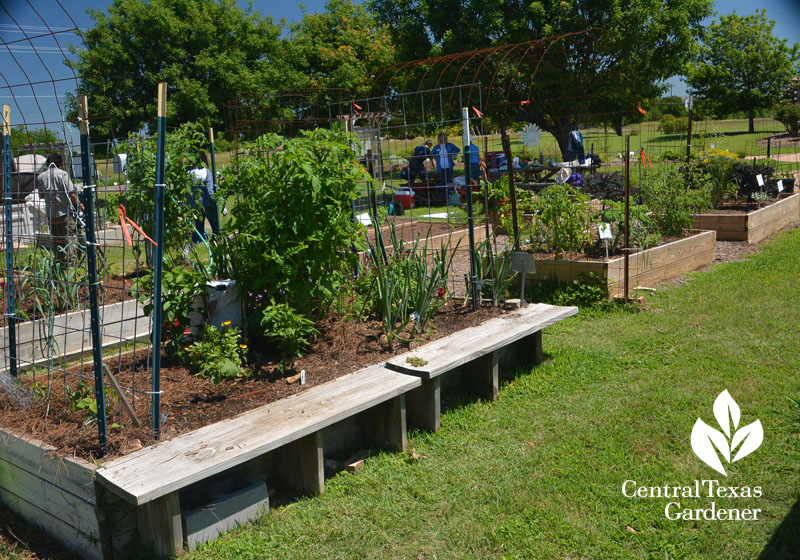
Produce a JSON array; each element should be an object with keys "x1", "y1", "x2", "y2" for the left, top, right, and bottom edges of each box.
[
  {"x1": 274, "y1": 431, "x2": 324, "y2": 497},
  {"x1": 406, "y1": 377, "x2": 441, "y2": 432},
  {"x1": 137, "y1": 491, "x2": 183, "y2": 558},
  {"x1": 365, "y1": 394, "x2": 407, "y2": 451}
]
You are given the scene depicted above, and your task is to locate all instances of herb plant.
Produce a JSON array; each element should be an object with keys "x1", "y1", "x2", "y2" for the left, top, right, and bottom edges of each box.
[{"x1": 185, "y1": 322, "x2": 247, "y2": 385}]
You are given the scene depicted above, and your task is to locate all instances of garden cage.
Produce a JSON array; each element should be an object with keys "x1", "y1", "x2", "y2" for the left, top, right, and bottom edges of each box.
[{"x1": 0, "y1": 2, "x2": 162, "y2": 456}]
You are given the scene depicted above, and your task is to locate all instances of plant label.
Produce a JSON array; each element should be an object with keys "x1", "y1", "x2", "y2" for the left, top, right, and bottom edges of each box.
[
  {"x1": 510, "y1": 252, "x2": 536, "y2": 274},
  {"x1": 598, "y1": 223, "x2": 613, "y2": 240},
  {"x1": 777, "y1": 180, "x2": 784, "y2": 192},
  {"x1": 756, "y1": 174, "x2": 764, "y2": 187}
]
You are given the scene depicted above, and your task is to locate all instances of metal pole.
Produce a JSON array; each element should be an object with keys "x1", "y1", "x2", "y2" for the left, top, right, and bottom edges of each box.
[
  {"x1": 501, "y1": 128, "x2": 519, "y2": 250},
  {"x1": 624, "y1": 135, "x2": 630, "y2": 302},
  {"x1": 208, "y1": 127, "x2": 220, "y2": 232},
  {"x1": 686, "y1": 95, "x2": 693, "y2": 166},
  {"x1": 78, "y1": 96, "x2": 108, "y2": 455},
  {"x1": 1, "y1": 106, "x2": 17, "y2": 377},
  {"x1": 767, "y1": 137, "x2": 771, "y2": 160},
  {"x1": 462, "y1": 108, "x2": 478, "y2": 311},
  {"x1": 152, "y1": 82, "x2": 167, "y2": 439}
]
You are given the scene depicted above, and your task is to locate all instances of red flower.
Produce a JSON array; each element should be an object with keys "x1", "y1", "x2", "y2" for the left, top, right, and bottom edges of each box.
[
  {"x1": 173, "y1": 318, "x2": 180, "y2": 327},
  {"x1": 436, "y1": 286, "x2": 445, "y2": 299}
]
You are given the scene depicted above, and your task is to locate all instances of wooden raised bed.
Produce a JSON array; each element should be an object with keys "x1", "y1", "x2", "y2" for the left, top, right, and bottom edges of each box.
[
  {"x1": 0, "y1": 300, "x2": 148, "y2": 374},
  {"x1": 693, "y1": 192, "x2": 800, "y2": 244},
  {"x1": 0, "y1": 428, "x2": 135, "y2": 560},
  {"x1": 0, "y1": 303, "x2": 576, "y2": 557},
  {"x1": 523, "y1": 230, "x2": 717, "y2": 298}
]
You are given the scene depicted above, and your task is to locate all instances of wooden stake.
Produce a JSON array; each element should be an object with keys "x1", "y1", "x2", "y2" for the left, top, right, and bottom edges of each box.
[{"x1": 102, "y1": 363, "x2": 142, "y2": 428}]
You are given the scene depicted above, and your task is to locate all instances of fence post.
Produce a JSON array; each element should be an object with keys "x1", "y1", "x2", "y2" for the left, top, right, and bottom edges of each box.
[
  {"x1": 209, "y1": 127, "x2": 220, "y2": 233},
  {"x1": 78, "y1": 95, "x2": 109, "y2": 455},
  {"x1": 1, "y1": 105, "x2": 17, "y2": 377},
  {"x1": 152, "y1": 82, "x2": 167, "y2": 439},
  {"x1": 462, "y1": 108, "x2": 478, "y2": 311}
]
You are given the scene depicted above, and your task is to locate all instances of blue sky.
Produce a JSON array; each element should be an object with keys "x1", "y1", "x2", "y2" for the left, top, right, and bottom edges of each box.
[{"x1": 1, "y1": 0, "x2": 799, "y2": 135}]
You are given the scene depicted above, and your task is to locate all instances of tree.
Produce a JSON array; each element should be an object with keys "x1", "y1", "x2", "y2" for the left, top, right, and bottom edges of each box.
[
  {"x1": 10, "y1": 126, "x2": 59, "y2": 151},
  {"x1": 685, "y1": 10, "x2": 799, "y2": 133},
  {"x1": 67, "y1": 0, "x2": 296, "y2": 140},
  {"x1": 287, "y1": 0, "x2": 395, "y2": 111},
  {"x1": 369, "y1": 0, "x2": 713, "y2": 160}
]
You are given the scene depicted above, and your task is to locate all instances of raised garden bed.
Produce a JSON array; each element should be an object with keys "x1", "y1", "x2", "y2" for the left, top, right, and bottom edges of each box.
[
  {"x1": 0, "y1": 303, "x2": 575, "y2": 558},
  {"x1": 0, "y1": 300, "x2": 148, "y2": 374},
  {"x1": 521, "y1": 230, "x2": 717, "y2": 298},
  {"x1": 693, "y1": 192, "x2": 800, "y2": 243}
]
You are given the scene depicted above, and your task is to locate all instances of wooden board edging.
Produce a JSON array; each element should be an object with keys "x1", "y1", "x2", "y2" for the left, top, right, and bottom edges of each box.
[{"x1": 693, "y1": 193, "x2": 800, "y2": 243}]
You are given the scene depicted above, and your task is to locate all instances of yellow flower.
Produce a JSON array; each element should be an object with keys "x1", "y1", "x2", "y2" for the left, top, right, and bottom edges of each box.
[
  {"x1": 240, "y1": 344, "x2": 248, "y2": 349},
  {"x1": 222, "y1": 320, "x2": 232, "y2": 327},
  {"x1": 184, "y1": 347, "x2": 191, "y2": 352}
]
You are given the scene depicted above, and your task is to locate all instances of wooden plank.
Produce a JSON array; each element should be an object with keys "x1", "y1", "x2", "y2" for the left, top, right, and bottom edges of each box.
[
  {"x1": 0, "y1": 457, "x2": 99, "y2": 536},
  {"x1": 96, "y1": 366, "x2": 420, "y2": 505},
  {"x1": 0, "y1": 429, "x2": 97, "y2": 503},
  {"x1": 272, "y1": 431, "x2": 324, "y2": 497},
  {"x1": 137, "y1": 491, "x2": 183, "y2": 558},
  {"x1": 386, "y1": 304, "x2": 577, "y2": 379},
  {"x1": 0, "y1": 486, "x2": 102, "y2": 560},
  {"x1": 406, "y1": 378, "x2": 441, "y2": 432}
]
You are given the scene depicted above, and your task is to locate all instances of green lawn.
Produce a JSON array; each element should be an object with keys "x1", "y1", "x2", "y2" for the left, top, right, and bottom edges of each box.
[{"x1": 186, "y1": 226, "x2": 800, "y2": 559}]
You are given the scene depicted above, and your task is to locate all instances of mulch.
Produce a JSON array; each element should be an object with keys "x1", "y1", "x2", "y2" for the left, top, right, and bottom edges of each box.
[{"x1": 0, "y1": 300, "x2": 505, "y2": 461}]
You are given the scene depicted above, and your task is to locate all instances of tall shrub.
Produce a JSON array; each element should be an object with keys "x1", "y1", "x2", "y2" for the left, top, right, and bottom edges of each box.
[{"x1": 219, "y1": 128, "x2": 365, "y2": 318}]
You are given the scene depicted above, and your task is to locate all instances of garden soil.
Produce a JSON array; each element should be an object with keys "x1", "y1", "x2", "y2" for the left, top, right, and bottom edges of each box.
[{"x1": 0, "y1": 300, "x2": 505, "y2": 461}]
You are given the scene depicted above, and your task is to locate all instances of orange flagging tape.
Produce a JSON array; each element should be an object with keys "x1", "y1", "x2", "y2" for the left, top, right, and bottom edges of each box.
[
  {"x1": 117, "y1": 204, "x2": 158, "y2": 247},
  {"x1": 640, "y1": 148, "x2": 653, "y2": 168},
  {"x1": 472, "y1": 106, "x2": 483, "y2": 117},
  {"x1": 637, "y1": 102, "x2": 647, "y2": 115}
]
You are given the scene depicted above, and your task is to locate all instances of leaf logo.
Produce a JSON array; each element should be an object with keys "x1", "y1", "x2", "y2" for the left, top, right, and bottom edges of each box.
[{"x1": 691, "y1": 390, "x2": 763, "y2": 476}]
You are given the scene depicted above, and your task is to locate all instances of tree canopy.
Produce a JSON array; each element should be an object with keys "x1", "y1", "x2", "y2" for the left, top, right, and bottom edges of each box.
[
  {"x1": 67, "y1": 0, "x2": 294, "y2": 140},
  {"x1": 368, "y1": 0, "x2": 713, "y2": 158},
  {"x1": 685, "y1": 10, "x2": 799, "y2": 133}
]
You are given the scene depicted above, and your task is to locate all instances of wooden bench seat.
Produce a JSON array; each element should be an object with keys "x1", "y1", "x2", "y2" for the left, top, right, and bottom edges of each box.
[
  {"x1": 386, "y1": 303, "x2": 578, "y2": 431},
  {"x1": 95, "y1": 365, "x2": 420, "y2": 556}
]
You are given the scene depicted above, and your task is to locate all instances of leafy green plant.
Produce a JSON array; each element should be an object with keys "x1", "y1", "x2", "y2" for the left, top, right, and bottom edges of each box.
[
  {"x1": 139, "y1": 260, "x2": 206, "y2": 360},
  {"x1": 641, "y1": 166, "x2": 708, "y2": 237},
  {"x1": 732, "y1": 161, "x2": 775, "y2": 203},
  {"x1": 530, "y1": 184, "x2": 591, "y2": 256},
  {"x1": 694, "y1": 149, "x2": 738, "y2": 207},
  {"x1": 124, "y1": 122, "x2": 208, "y2": 260},
  {"x1": 774, "y1": 103, "x2": 800, "y2": 137},
  {"x1": 66, "y1": 381, "x2": 121, "y2": 427},
  {"x1": 220, "y1": 128, "x2": 366, "y2": 319},
  {"x1": 185, "y1": 322, "x2": 247, "y2": 385},
  {"x1": 593, "y1": 201, "x2": 661, "y2": 253},
  {"x1": 658, "y1": 114, "x2": 689, "y2": 135},
  {"x1": 260, "y1": 303, "x2": 319, "y2": 373}
]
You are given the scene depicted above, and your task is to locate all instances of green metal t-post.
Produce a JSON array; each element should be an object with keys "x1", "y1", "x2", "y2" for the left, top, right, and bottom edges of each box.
[
  {"x1": 209, "y1": 127, "x2": 219, "y2": 232},
  {"x1": 462, "y1": 108, "x2": 478, "y2": 311},
  {"x1": 78, "y1": 96, "x2": 108, "y2": 455},
  {"x1": 152, "y1": 83, "x2": 167, "y2": 439},
  {"x1": 2, "y1": 106, "x2": 17, "y2": 377}
]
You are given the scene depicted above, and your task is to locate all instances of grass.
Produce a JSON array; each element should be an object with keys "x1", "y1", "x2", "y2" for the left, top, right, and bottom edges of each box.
[{"x1": 185, "y1": 226, "x2": 800, "y2": 559}]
